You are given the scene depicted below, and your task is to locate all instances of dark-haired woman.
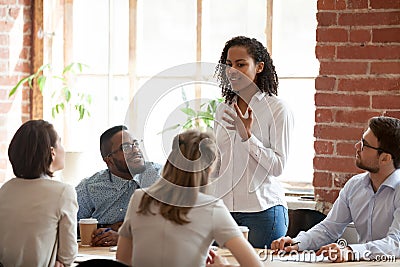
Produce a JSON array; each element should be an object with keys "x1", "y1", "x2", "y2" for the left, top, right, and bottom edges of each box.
[
  {"x1": 0, "y1": 120, "x2": 78, "y2": 266},
  {"x1": 116, "y1": 130, "x2": 261, "y2": 267},
  {"x1": 213, "y1": 36, "x2": 294, "y2": 249}
]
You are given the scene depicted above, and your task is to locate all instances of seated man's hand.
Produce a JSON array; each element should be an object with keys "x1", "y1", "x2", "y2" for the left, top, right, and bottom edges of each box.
[
  {"x1": 91, "y1": 228, "x2": 119, "y2": 247},
  {"x1": 108, "y1": 221, "x2": 123, "y2": 232},
  {"x1": 316, "y1": 243, "x2": 353, "y2": 263},
  {"x1": 270, "y1": 236, "x2": 299, "y2": 253}
]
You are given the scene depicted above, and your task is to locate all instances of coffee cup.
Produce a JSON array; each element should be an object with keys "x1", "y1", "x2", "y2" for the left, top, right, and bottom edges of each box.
[
  {"x1": 238, "y1": 226, "x2": 249, "y2": 240},
  {"x1": 79, "y1": 218, "x2": 98, "y2": 246}
]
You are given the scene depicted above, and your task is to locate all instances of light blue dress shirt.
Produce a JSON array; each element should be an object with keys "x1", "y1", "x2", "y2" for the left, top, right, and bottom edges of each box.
[
  {"x1": 294, "y1": 169, "x2": 400, "y2": 259},
  {"x1": 76, "y1": 162, "x2": 162, "y2": 224}
]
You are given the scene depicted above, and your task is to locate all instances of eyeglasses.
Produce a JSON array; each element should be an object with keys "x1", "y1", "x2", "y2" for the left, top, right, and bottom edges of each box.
[
  {"x1": 106, "y1": 140, "x2": 141, "y2": 158},
  {"x1": 360, "y1": 138, "x2": 386, "y2": 153}
]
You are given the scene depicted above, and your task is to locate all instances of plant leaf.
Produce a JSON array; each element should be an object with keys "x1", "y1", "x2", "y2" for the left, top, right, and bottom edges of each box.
[
  {"x1": 78, "y1": 105, "x2": 84, "y2": 120},
  {"x1": 157, "y1": 124, "x2": 181, "y2": 135},
  {"x1": 183, "y1": 121, "x2": 193, "y2": 129},
  {"x1": 63, "y1": 87, "x2": 72, "y2": 103},
  {"x1": 9, "y1": 76, "x2": 31, "y2": 97},
  {"x1": 37, "y1": 63, "x2": 50, "y2": 75},
  {"x1": 180, "y1": 107, "x2": 196, "y2": 117},
  {"x1": 27, "y1": 77, "x2": 33, "y2": 88},
  {"x1": 197, "y1": 111, "x2": 213, "y2": 120},
  {"x1": 37, "y1": 76, "x2": 46, "y2": 92},
  {"x1": 63, "y1": 63, "x2": 75, "y2": 74},
  {"x1": 86, "y1": 94, "x2": 92, "y2": 104}
]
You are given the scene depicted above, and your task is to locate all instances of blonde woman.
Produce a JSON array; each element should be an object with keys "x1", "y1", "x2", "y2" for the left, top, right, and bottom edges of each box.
[{"x1": 117, "y1": 130, "x2": 261, "y2": 267}]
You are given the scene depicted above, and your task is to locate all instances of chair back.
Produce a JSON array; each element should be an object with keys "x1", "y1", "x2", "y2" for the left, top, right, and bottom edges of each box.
[{"x1": 286, "y1": 209, "x2": 326, "y2": 237}]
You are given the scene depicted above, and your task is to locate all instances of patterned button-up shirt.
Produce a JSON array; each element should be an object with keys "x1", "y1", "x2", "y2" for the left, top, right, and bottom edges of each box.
[{"x1": 76, "y1": 162, "x2": 162, "y2": 224}]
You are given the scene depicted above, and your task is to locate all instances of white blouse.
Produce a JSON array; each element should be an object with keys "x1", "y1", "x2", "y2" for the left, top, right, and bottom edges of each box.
[{"x1": 212, "y1": 91, "x2": 294, "y2": 212}]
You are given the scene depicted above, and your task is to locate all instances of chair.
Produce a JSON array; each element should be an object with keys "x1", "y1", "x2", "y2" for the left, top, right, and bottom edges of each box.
[{"x1": 286, "y1": 209, "x2": 326, "y2": 237}]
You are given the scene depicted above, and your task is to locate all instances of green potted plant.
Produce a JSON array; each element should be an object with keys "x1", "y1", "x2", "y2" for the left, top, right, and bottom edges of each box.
[
  {"x1": 159, "y1": 89, "x2": 224, "y2": 134},
  {"x1": 9, "y1": 62, "x2": 92, "y2": 120}
]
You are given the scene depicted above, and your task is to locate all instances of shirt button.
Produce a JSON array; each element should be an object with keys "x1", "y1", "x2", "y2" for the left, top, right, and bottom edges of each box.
[{"x1": 120, "y1": 208, "x2": 123, "y2": 211}]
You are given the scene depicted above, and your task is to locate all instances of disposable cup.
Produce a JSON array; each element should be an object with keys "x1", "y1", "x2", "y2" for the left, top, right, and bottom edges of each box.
[
  {"x1": 79, "y1": 218, "x2": 98, "y2": 246},
  {"x1": 238, "y1": 226, "x2": 249, "y2": 240}
]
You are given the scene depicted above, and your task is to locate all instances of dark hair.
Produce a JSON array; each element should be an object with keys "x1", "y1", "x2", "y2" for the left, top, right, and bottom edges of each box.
[
  {"x1": 138, "y1": 130, "x2": 216, "y2": 225},
  {"x1": 215, "y1": 36, "x2": 279, "y2": 104},
  {"x1": 8, "y1": 120, "x2": 58, "y2": 179},
  {"x1": 369, "y1": 116, "x2": 400, "y2": 169},
  {"x1": 100, "y1": 125, "x2": 128, "y2": 158}
]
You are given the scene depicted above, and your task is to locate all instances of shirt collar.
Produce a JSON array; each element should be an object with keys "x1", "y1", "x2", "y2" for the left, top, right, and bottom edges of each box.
[
  {"x1": 254, "y1": 91, "x2": 266, "y2": 100},
  {"x1": 108, "y1": 170, "x2": 139, "y2": 189},
  {"x1": 232, "y1": 91, "x2": 266, "y2": 103},
  {"x1": 364, "y1": 169, "x2": 400, "y2": 192},
  {"x1": 380, "y1": 169, "x2": 400, "y2": 189},
  {"x1": 40, "y1": 174, "x2": 51, "y2": 179}
]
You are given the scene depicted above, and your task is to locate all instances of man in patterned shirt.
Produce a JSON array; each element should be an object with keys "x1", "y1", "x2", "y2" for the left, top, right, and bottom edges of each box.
[{"x1": 76, "y1": 125, "x2": 162, "y2": 246}]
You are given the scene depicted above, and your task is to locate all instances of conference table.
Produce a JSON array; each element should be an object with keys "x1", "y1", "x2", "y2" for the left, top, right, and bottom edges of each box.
[{"x1": 75, "y1": 244, "x2": 398, "y2": 266}]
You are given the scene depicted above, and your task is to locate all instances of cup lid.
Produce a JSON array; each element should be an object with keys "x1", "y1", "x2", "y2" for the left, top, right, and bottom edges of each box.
[
  {"x1": 79, "y1": 218, "x2": 98, "y2": 224},
  {"x1": 238, "y1": 226, "x2": 249, "y2": 232}
]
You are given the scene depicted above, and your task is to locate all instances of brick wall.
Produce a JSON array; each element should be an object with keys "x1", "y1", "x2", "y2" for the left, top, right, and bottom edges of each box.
[
  {"x1": 314, "y1": 0, "x2": 400, "y2": 214},
  {"x1": 0, "y1": 0, "x2": 32, "y2": 183}
]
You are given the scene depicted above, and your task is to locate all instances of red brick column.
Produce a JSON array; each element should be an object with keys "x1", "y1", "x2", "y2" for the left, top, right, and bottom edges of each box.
[
  {"x1": 0, "y1": 1, "x2": 32, "y2": 183},
  {"x1": 314, "y1": 0, "x2": 400, "y2": 214}
]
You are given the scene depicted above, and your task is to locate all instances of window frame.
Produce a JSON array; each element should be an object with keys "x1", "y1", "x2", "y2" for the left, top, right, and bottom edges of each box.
[{"x1": 36, "y1": 0, "x2": 316, "y2": 188}]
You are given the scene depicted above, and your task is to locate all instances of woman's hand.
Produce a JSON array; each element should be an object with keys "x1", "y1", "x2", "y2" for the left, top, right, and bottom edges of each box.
[
  {"x1": 54, "y1": 261, "x2": 64, "y2": 267},
  {"x1": 222, "y1": 103, "x2": 253, "y2": 141},
  {"x1": 206, "y1": 249, "x2": 233, "y2": 267}
]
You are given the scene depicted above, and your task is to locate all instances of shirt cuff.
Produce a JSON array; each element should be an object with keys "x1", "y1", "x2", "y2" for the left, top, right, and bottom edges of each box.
[
  {"x1": 348, "y1": 244, "x2": 369, "y2": 260},
  {"x1": 293, "y1": 232, "x2": 311, "y2": 251},
  {"x1": 293, "y1": 238, "x2": 305, "y2": 251}
]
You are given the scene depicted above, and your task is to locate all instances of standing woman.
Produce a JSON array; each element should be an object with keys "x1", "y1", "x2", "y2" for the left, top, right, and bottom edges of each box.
[
  {"x1": 0, "y1": 120, "x2": 78, "y2": 266},
  {"x1": 117, "y1": 130, "x2": 261, "y2": 267},
  {"x1": 213, "y1": 36, "x2": 294, "y2": 248}
]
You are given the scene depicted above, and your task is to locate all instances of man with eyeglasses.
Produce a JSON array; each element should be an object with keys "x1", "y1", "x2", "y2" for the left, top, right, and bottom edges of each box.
[
  {"x1": 76, "y1": 125, "x2": 162, "y2": 246},
  {"x1": 271, "y1": 116, "x2": 400, "y2": 262}
]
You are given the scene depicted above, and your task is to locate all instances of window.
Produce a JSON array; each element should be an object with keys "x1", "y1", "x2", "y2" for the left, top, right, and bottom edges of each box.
[
  {"x1": 42, "y1": 0, "x2": 131, "y2": 184},
  {"x1": 42, "y1": 0, "x2": 317, "y2": 185},
  {"x1": 272, "y1": 0, "x2": 318, "y2": 183}
]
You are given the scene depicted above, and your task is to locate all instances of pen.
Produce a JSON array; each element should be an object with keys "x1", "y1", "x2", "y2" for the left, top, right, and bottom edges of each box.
[
  {"x1": 272, "y1": 241, "x2": 301, "y2": 255},
  {"x1": 287, "y1": 241, "x2": 301, "y2": 247},
  {"x1": 96, "y1": 227, "x2": 111, "y2": 236}
]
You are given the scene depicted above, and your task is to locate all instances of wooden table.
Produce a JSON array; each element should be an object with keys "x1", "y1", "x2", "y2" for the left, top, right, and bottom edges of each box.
[
  {"x1": 76, "y1": 245, "x2": 398, "y2": 266},
  {"x1": 74, "y1": 244, "x2": 116, "y2": 265},
  {"x1": 220, "y1": 248, "x2": 398, "y2": 266}
]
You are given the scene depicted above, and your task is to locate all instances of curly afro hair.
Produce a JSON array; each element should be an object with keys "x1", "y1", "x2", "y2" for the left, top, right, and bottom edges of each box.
[{"x1": 215, "y1": 36, "x2": 278, "y2": 104}]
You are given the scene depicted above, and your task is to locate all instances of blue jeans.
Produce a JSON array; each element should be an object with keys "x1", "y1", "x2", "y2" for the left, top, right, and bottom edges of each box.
[{"x1": 231, "y1": 205, "x2": 288, "y2": 249}]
